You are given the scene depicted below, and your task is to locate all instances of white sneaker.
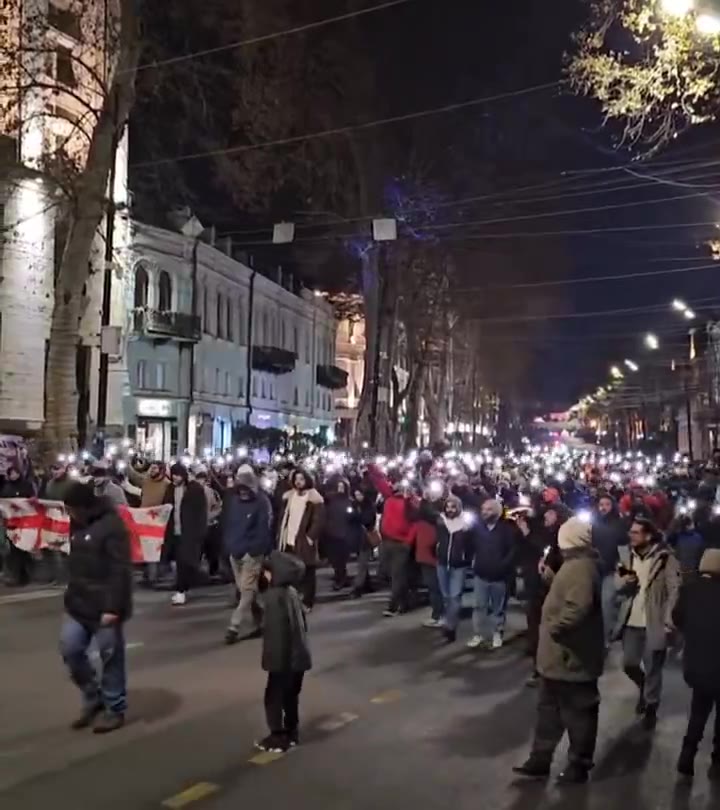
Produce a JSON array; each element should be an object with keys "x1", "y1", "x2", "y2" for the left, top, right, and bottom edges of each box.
[
  {"x1": 466, "y1": 635, "x2": 485, "y2": 649},
  {"x1": 171, "y1": 591, "x2": 187, "y2": 606},
  {"x1": 492, "y1": 633, "x2": 503, "y2": 649},
  {"x1": 423, "y1": 618, "x2": 442, "y2": 629}
]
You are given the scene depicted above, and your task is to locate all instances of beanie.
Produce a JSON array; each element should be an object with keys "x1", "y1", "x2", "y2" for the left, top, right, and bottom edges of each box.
[{"x1": 558, "y1": 517, "x2": 592, "y2": 551}]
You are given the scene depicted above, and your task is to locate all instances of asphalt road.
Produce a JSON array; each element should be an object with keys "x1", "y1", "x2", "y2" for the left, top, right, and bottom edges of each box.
[{"x1": 0, "y1": 576, "x2": 717, "y2": 810}]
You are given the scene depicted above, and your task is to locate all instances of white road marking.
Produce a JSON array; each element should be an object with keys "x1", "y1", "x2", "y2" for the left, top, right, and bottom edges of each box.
[{"x1": 0, "y1": 590, "x2": 62, "y2": 606}]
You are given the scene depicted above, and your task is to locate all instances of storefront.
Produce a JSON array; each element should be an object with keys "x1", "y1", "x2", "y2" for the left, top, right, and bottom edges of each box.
[{"x1": 131, "y1": 398, "x2": 182, "y2": 460}]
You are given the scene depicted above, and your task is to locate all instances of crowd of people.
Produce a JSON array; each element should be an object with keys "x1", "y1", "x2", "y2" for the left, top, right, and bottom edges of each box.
[{"x1": 2, "y1": 442, "x2": 720, "y2": 774}]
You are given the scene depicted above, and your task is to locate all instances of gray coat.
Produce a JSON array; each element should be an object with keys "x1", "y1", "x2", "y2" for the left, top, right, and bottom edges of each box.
[
  {"x1": 536, "y1": 548, "x2": 605, "y2": 682},
  {"x1": 613, "y1": 541, "x2": 680, "y2": 651}
]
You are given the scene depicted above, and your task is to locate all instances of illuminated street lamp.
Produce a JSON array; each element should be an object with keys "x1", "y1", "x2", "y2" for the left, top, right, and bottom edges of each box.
[
  {"x1": 684, "y1": 307, "x2": 696, "y2": 319},
  {"x1": 645, "y1": 333, "x2": 660, "y2": 350},
  {"x1": 672, "y1": 298, "x2": 688, "y2": 312},
  {"x1": 624, "y1": 359, "x2": 639, "y2": 372},
  {"x1": 610, "y1": 365, "x2": 625, "y2": 380}
]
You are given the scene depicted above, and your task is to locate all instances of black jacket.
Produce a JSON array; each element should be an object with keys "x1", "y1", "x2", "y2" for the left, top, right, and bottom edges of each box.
[
  {"x1": 592, "y1": 509, "x2": 628, "y2": 575},
  {"x1": 163, "y1": 480, "x2": 208, "y2": 565},
  {"x1": 471, "y1": 518, "x2": 518, "y2": 581},
  {"x1": 673, "y1": 574, "x2": 720, "y2": 693},
  {"x1": 64, "y1": 499, "x2": 133, "y2": 625},
  {"x1": 0, "y1": 477, "x2": 34, "y2": 498},
  {"x1": 262, "y1": 551, "x2": 312, "y2": 673},
  {"x1": 436, "y1": 519, "x2": 475, "y2": 568}
]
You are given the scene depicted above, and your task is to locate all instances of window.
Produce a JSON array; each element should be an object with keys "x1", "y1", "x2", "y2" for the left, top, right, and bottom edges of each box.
[
  {"x1": 262, "y1": 311, "x2": 269, "y2": 345},
  {"x1": 226, "y1": 298, "x2": 234, "y2": 342},
  {"x1": 280, "y1": 318, "x2": 286, "y2": 349},
  {"x1": 305, "y1": 332, "x2": 310, "y2": 363},
  {"x1": 305, "y1": 389, "x2": 310, "y2": 408},
  {"x1": 55, "y1": 46, "x2": 77, "y2": 87},
  {"x1": 293, "y1": 325, "x2": 299, "y2": 354},
  {"x1": 136, "y1": 360, "x2": 147, "y2": 389},
  {"x1": 225, "y1": 371, "x2": 231, "y2": 396},
  {"x1": 293, "y1": 387, "x2": 299, "y2": 407},
  {"x1": 252, "y1": 375, "x2": 258, "y2": 397},
  {"x1": 48, "y1": 3, "x2": 81, "y2": 39},
  {"x1": 215, "y1": 368, "x2": 221, "y2": 394},
  {"x1": 238, "y1": 376, "x2": 245, "y2": 398},
  {"x1": 261, "y1": 378, "x2": 266, "y2": 399},
  {"x1": 216, "y1": 293, "x2": 224, "y2": 339},
  {"x1": 270, "y1": 382, "x2": 275, "y2": 401},
  {"x1": 253, "y1": 311, "x2": 261, "y2": 344},
  {"x1": 158, "y1": 271, "x2": 172, "y2": 312},
  {"x1": 155, "y1": 362, "x2": 167, "y2": 390},
  {"x1": 134, "y1": 265, "x2": 148, "y2": 308},
  {"x1": 238, "y1": 300, "x2": 245, "y2": 345},
  {"x1": 316, "y1": 391, "x2": 320, "y2": 408}
]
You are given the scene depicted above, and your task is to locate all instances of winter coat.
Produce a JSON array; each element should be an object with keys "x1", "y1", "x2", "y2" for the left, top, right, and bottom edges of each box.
[
  {"x1": 163, "y1": 480, "x2": 208, "y2": 566},
  {"x1": 410, "y1": 519, "x2": 438, "y2": 567},
  {"x1": 323, "y1": 490, "x2": 352, "y2": 542},
  {"x1": 276, "y1": 488, "x2": 325, "y2": 566},
  {"x1": 128, "y1": 467, "x2": 170, "y2": 508},
  {"x1": 673, "y1": 573, "x2": 720, "y2": 693},
  {"x1": 436, "y1": 519, "x2": 474, "y2": 569},
  {"x1": 64, "y1": 498, "x2": 133, "y2": 626},
  {"x1": 262, "y1": 551, "x2": 312, "y2": 673},
  {"x1": 471, "y1": 518, "x2": 518, "y2": 582},
  {"x1": 517, "y1": 523, "x2": 559, "y2": 596},
  {"x1": 613, "y1": 541, "x2": 680, "y2": 651},
  {"x1": 94, "y1": 479, "x2": 127, "y2": 507},
  {"x1": 222, "y1": 487, "x2": 273, "y2": 560},
  {"x1": 536, "y1": 547, "x2": 604, "y2": 683},
  {"x1": 0, "y1": 477, "x2": 34, "y2": 498},
  {"x1": 348, "y1": 498, "x2": 377, "y2": 552},
  {"x1": 591, "y1": 508, "x2": 628, "y2": 575},
  {"x1": 668, "y1": 530, "x2": 705, "y2": 575},
  {"x1": 367, "y1": 464, "x2": 417, "y2": 544}
]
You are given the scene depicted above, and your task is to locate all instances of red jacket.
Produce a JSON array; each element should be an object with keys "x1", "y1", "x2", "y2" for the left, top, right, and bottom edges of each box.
[
  {"x1": 367, "y1": 464, "x2": 418, "y2": 545},
  {"x1": 410, "y1": 520, "x2": 438, "y2": 566}
]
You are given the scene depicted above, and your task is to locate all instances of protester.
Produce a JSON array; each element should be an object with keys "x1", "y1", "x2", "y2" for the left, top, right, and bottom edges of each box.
[
  {"x1": 196, "y1": 466, "x2": 223, "y2": 578},
  {"x1": 0, "y1": 464, "x2": 36, "y2": 586},
  {"x1": 42, "y1": 462, "x2": 74, "y2": 502},
  {"x1": 614, "y1": 517, "x2": 680, "y2": 729},
  {"x1": 467, "y1": 498, "x2": 517, "y2": 650},
  {"x1": 128, "y1": 461, "x2": 169, "y2": 508},
  {"x1": 514, "y1": 517, "x2": 604, "y2": 785},
  {"x1": 350, "y1": 486, "x2": 379, "y2": 598},
  {"x1": 91, "y1": 461, "x2": 127, "y2": 507},
  {"x1": 592, "y1": 494, "x2": 628, "y2": 644},
  {"x1": 276, "y1": 469, "x2": 325, "y2": 611},
  {"x1": 667, "y1": 513, "x2": 705, "y2": 583},
  {"x1": 163, "y1": 463, "x2": 208, "y2": 606},
  {"x1": 435, "y1": 494, "x2": 474, "y2": 643},
  {"x1": 223, "y1": 467, "x2": 273, "y2": 644},
  {"x1": 411, "y1": 494, "x2": 443, "y2": 629},
  {"x1": 256, "y1": 550, "x2": 312, "y2": 754},
  {"x1": 322, "y1": 477, "x2": 353, "y2": 590},
  {"x1": 673, "y1": 548, "x2": 720, "y2": 780},
  {"x1": 59, "y1": 482, "x2": 132, "y2": 734}
]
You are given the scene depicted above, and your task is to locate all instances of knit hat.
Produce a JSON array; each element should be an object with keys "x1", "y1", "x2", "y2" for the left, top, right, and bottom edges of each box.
[
  {"x1": 699, "y1": 548, "x2": 720, "y2": 576},
  {"x1": 444, "y1": 494, "x2": 462, "y2": 513},
  {"x1": 558, "y1": 517, "x2": 592, "y2": 551},
  {"x1": 236, "y1": 468, "x2": 259, "y2": 494}
]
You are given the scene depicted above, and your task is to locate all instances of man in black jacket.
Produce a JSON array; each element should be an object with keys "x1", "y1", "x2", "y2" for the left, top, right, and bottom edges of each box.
[
  {"x1": 592, "y1": 495, "x2": 628, "y2": 644},
  {"x1": 59, "y1": 483, "x2": 132, "y2": 734}
]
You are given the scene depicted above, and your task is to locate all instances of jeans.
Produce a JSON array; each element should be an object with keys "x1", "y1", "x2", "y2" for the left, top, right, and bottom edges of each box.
[
  {"x1": 420, "y1": 564, "x2": 443, "y2": 620},
  {"x1": 472, "y1": 577, "x2": 507, "y2": 638},
  {"x1": 228, "y1": 554, "x2": 263, "y2": 635},
  {"x1": 353, "y1": 544, "x2": 374, "y2": 593},
  {"x1": 530, "y1": 678, "x2": 600, "y2": 769},
  {"x1": 683, "y1": 688, "x2": 720, "y2": 757},
  {"x1": 437, "y1": 566, "x2": 466, "y2": 631},
  {"x1": 601, "y1": 574, "x2": 618, "y2": 643},
  {"x1": 384, "y1": 539, "x2": 411, "y2": 612},
  {"x1": 59, "y1": 615, "x2": 127, "y2": 715},
  {"x1": 622, "y1": 626, "x2": 667, "y2": 706},
  {"x1": 265, "y1": 671, "x2": 304, "y2": 735}
]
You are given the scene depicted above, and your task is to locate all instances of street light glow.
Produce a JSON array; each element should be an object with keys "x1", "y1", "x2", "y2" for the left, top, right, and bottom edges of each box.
[
  {"x1": 624, "y1": 359, "x2": 639, "y2": 372},
  {"x1": 610, "y1": 365, "x2": 624, "y2": 380},
  {"x1": 645, "y1": 333, "x2": 660, "y2": 350},
  {"x1": 697, "y1": 12, "x2": 720, "y2": 34},
  {"x1": 684, "y1": 308, "x2": 696, "y2": 319},
  {"x1": 672, "y1": 298, "x2": 688, "y2": 312},
  {"x1": 661, "y1": 0, "x2": 694, "y2": 16}
]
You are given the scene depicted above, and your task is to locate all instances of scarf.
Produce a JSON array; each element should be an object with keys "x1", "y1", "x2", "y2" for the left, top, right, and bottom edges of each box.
[{"x1": 280, "y1": 490, "x2": 308, "y2": 551}]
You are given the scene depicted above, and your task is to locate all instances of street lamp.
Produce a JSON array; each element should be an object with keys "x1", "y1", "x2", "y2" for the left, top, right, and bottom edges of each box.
[
  {"x1": 672, "y1": 298, "x2": 688, "y2": 312},
  {"x1": 684, "y1": 308, "x2": 696, "y2": 320},
  {"x1": 610, "y1": 365, "x2": 625, "y2": 380},
  {"x1": 645, "y1": 333, "x2": 660, "y2": 350},
  {"x1": 624, "y1": 359, "x2": 639, "y2": 372}
]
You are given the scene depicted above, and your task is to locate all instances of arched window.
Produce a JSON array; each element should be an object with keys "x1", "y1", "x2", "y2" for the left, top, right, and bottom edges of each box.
[
  {"x1": 226, "y1": 297, "x2": 234, "y2": 342},
  {"x1": 216, "y1": 292, "x2": 224, "y2": 339},
  {"x1": 158, "y1": 270, "x2": 172, "y2": 312},
  {"x1": 134, "y1": 265, "x2": 149, "y2": 308}
]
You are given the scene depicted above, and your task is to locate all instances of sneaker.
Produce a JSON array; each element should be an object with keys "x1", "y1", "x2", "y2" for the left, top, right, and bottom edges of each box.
[
  {"x1": 285, "y1": 730, "x2": 300, "y2": 748},
  {"x1": 492, "y1": 633, "x2": 503, "y2": 650},
  {"x1": 525, "y1": 672, "x2": 540, "y2": 689},
  {"x1": 466, "y1": 635, "x2": 485, "y2": 649},
  {"x1": 423, "y1": 618, "x2": 442, "y2": 629},
  {"x1": 70, "y1": 702, "x2": 103, "y2": 730},
  {"x1": 383, "y1": 609, "x2": 399, "y2": 618},
  {"x1": 512, "y1": 759, "x2": 551, "y2": 779},
  {"x1": 224, "y1": 628, "x2": 240, "y2": 645},
  {"x1": 92, "y1": 711, "x2": 125, "y2": 735},
  {"x1": 171, "y1": 591, "x2": 187, "y2": 606},
  {"x1": 255, "y1": 734, "x2": 288, "y2": 754},
  {"x1": 556, "y1": 763, "x2": 589, "y2": 785}
]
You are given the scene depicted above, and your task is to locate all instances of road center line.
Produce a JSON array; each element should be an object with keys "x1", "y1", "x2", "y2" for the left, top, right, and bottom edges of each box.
[
  {"x1": 161, "y1": 782, "x2": 219, "y2": 808},
  {"x1": 370, "y1": 689, "x2": 404, "y2": 704}
]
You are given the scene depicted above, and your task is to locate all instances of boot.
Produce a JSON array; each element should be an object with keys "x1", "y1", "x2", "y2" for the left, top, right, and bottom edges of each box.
[
  {"x1": 556, "y1": 762, "x2": 590, "y2": 785},
  {"x1": 642, "y1": 703, "x2": 658, "y2": 731},
  {"x1": 93, "y1": 711, "x2": 125, "y2": 734},
  {"x1": 70, "y1": 702, "x2": 103, "y2": 730},
  {"x1": 677, "y1": 742, "x2": 696, "y2": 779},
  {"x1": 513, "y1": 757, "x2": 551, "y2": 779}
]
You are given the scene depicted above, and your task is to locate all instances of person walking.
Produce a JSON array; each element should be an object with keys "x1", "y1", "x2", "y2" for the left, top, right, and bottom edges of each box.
[
  {"x1": 350, "y1": 486, "x2": 379, "y2": 598},
  {"x1": 435, "y1": 495, "x2": 474, "y2": 643},
  {"x1": 163, "y1": 464, "x2": 208, "y2": 606},
  {"x1": 223, "y1": 468, "x2": 273, "y2": 644},
  {"x1": 467, "y1": 499, "x2": 517, "y2": 650},
  {"x1": 592, "y1": 494, "x2": 628, "y2": 645},
  {"x1": 322, "y1": 477, "x2": 353, "y2": 590},
  {"x1": 256, "y1": 551, "x2": 312, "y2": 754},
  {"x1": 276, "y1": 470, "x2": 324, "y2": 611},
  {"x1": 128, "y1": 460, "x2": 169, "y2": 508},
  {"x1": 613, "y1": 517, "x2": 680, "y2": 730},
  {"x1": 673, "y1": 548, "x2": 720, "y2": 780},
  {"x1": 514, "y1": 517, "x2": 604, "y2": 785},
  {"x1": 90, "y1": 461, "x2": 127, "y2": 507},
  {"x1": 411, "y1": 495, "x2": 443, "y2": 629},
  {"x1": 1, "y1": 464, "x2": 36, "y2": 586},
  {"x1": 59, "y1": 483, "x2": 132, "y2": 734}
]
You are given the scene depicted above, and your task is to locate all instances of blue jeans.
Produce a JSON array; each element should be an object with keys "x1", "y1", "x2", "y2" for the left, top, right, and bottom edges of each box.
[
  {"x1": 437, "y1": 566, "x2": 466, "y2": 631},
  {"x1": 601, "y1": 574, "x2": 618, "y2": 644},
  {"x1": 59, "y1": 615, "x2": 127, "y2": 715},
  {"x1": 472, "y1": 577, "x2": 507, "y2": 638}
]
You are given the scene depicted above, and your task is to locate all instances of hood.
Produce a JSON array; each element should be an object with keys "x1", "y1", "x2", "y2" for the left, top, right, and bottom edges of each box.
[
  {"x1": 266, "y1": 550, "x2": 305, "y2": 587},
  {"x1": 235, "y1": 469, "x2": 259, "y2": 494},
  {"x1": 558, "y1": 517, "x2": 592, "y2": 551},
  {"x1": 283, "y1": 487, "x2": 324, "y2": 505},
  {"x1": 699, "y1": 548, "x2": 720, "y2": 576}
]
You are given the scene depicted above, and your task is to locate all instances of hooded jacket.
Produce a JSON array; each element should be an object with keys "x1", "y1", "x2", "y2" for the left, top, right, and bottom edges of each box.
[
  {"x1": 221, "y1": 470, "x2": 273, "y2": 559},
  {"x1": 410, "y1": 499, "x2": 441, "y2": 567},
  {"x1": 262, "y1": 551, "x2": 312, "y2": 673},
  {"x1": 64, "y1": 498, "x2": 133, "y2": 625},
  {"x1": 435, "y1": 497, "x2": 475, "y2": 568}
]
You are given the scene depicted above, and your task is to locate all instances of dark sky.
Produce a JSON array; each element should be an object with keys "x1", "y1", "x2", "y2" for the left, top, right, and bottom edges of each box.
[{"x1": 132, "y1": 0, "x2": 720, "y2": 410}]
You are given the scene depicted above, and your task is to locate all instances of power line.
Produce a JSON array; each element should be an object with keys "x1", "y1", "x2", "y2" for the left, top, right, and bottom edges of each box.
[
  {"x1": 133, "y1": 0, "x2": 420, "y2": 74},
  {"x1": 130, "y1": 80, "x2": 565, "y2": 169}
]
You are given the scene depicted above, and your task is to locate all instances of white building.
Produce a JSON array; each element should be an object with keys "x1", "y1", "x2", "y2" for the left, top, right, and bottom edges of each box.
[{"x1": 103, "y1": 219, "x2": 340, "y2": 459}]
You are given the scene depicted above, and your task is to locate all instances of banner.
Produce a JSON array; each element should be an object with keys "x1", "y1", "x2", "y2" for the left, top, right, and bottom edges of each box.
[{"x1": 0, "y1": 500, "x2": 172, "y2": 563}]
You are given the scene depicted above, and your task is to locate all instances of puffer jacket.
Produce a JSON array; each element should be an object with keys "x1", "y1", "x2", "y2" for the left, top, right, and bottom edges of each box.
[{"x1": 536, "y1": 547, "x2": 604, "y2": 682}]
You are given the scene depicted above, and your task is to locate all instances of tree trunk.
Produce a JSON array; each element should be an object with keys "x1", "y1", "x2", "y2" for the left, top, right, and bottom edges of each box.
[{"x1": 42, "y1": 0, "x2": 140, "y2": 453}]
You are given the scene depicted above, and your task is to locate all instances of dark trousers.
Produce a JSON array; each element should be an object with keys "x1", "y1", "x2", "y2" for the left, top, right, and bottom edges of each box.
[
  {"x1": 3, "y1": 544, "x2": 33, "y2": 585},
  {"x1": 530, "y1": 678, "x2": 600, "y2": 769},
  {"x1": 385, "y1": 539, "x2": 411, "y2": 612},
  {"x1": 525, "y1": 591, "x2": 544, "y2": 659},
  {"x1": 326, "y1": 539, "x2": 349, "y2": 586},
  {"x1": 421, "y1": 564, "x2": 443, "y2": 620},
  {"x1": 353, "y1": 544, "x2": 374, "y2": 593},
  {"x1": 203, "y1": 524, "x2": 221, "y2": 577},
  {"x1": 683, "y1": 688, "x2": 720, "y2": 757},
  {"x1": 176, "y1": 561, "x2": 195, "y2": 593},
  {"x1": 300, "y1": 565, "x2": 316, "y2": 609},
  {"x1": 265, "y1": 671, "x2": 305, "y2": 735}
]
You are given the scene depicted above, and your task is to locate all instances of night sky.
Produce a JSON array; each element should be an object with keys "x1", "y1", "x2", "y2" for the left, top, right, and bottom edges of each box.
[{"x1": 132, "y1": 0, "x2": 720, "y2": 411}]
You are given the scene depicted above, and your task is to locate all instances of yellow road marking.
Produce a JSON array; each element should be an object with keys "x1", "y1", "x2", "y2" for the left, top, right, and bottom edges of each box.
[
  {"x1": 248, "y1": 751, "x2": 286, "y2": 765},
  {"x1": 161, "y1": 782, "x2": 219, "y2": 808},
  {"x1": 318, "y1": 712, "x2": 359, "y2": 732},
  {"x1": 370, "y1": 689, "x2": 403, "y2": 704}
]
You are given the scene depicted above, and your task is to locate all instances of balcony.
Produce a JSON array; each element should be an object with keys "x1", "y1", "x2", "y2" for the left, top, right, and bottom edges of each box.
[
  {"x1": 252, "y1": 346, "x2": 297, "y2": 375},
  {"x1": 133, "y1": 308, "x2": 201, "y2": 343},
  {"x1": 316, "y1": 364, "x2": 349, "y2": 390}
]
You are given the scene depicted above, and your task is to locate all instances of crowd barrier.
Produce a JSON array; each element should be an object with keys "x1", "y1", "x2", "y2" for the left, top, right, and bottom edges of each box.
[{"x1": 0, "y1": 499, "x2": 172, "y2": 563}]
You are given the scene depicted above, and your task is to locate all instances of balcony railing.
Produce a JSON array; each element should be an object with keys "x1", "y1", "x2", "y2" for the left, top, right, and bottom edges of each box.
[
  {"x1": 133, "y1": 308, "x2": 201, "y2": 343},
  {"x1": 316, "y1": 364, "x2": 348, "y2": 390},
  {"x1": 252, "y1": 346, "x2": 297, "y2": 375}
]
